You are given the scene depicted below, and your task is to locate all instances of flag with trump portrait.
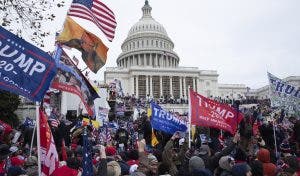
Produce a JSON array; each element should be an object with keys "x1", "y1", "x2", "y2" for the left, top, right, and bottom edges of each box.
[
  {"x1": 57, "y1": 17, "x2": 108, "y2": 73},
  {"x1": 51, "y1": 46, "x2": 99, "y2": 116},
  {"x1": 189, "y1": 89, "x2": 243, "y2": 134}
]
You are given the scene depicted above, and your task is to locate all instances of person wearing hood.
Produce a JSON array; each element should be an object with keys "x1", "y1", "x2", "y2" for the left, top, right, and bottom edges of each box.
[
  {"x1": 189, "y1": 156, "x2": 212, "y2": 176},
  {"x1": 256, "y1": 148, "x2": 276, "y2": 176},
  {"x1": 216, "y1": 155, "x2": 235, "y2": 176}
]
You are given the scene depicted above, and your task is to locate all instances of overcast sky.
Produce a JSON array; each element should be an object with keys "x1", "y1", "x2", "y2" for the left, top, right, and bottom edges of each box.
[{"x1": 49, "y1": 0, "x2": 300, "y2": 89}]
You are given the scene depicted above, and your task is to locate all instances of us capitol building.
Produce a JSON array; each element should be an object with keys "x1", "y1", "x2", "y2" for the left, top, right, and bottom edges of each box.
[{"x1": 104, "y1": 0, "x2": 247, "y2": 100}]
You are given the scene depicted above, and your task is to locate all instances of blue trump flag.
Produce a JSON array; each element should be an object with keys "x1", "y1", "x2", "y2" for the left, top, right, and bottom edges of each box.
[
  {"x1": 150, "y1": 102, "x2": 187, "y2": 134},
  {"x1": 0, "y1": 27, "x2": 57, "y2": 101}
]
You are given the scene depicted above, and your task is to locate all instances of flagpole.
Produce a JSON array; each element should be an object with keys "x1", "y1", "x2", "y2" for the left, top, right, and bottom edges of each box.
[
  {"x1": 29, "y1": 123, "x2": 36, "y2": 157},
  {"x1": 188, "y1": 86, "x2": 191, "y2": 148},
  {"x1": 35, "y1": 102, "x2": 42, "y2": 175},
  {"x1": 273, "y1": 119, "x2": 278, "y2": 159}
]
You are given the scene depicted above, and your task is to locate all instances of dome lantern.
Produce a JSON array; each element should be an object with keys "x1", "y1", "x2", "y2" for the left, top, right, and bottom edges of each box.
[{"x1": 142, "y1": 0, "x2": 152, "y2": 18}]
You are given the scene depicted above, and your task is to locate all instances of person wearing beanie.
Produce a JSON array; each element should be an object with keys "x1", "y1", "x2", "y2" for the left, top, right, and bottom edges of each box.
[
  {"x1": 107, "y1": 161, "x2": 121, "y2": 176},
  {"x1": 231, "y1": 163, "x2": 252, "y2": 176},
  {"x1": 257, "y1": 148, "x2": 276, "y2": 176},
  {"x1": 24, "y1": 156, "x2": 38, "y2": 176},
  {"x1": 189, "y1": 156, "x2": 205, "y2": 172},
  {"x1": 217, "y1": 155, "x2": 235, "y2": 176},
  {"x1": 106, "y1": 146, "x2": 117, "y2": 157}
]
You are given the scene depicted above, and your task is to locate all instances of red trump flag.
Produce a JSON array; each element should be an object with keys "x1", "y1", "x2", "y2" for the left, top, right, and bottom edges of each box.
[
  {"x1": 189, "y1": 89, "x2": 243, "y2": 134},
  {"x1": 39, "y1": 108, "x2": 59, "y2": 175}
]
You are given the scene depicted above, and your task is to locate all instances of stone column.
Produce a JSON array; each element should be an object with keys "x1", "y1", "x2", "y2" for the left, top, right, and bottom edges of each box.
[
  {"x1": 170, "y1": 76, "x2": 173, "y2": 97},
  {"x1": 179, "y1": 77, "x2": 183, "y2": 98},
  {"x1": 193, "y1": 77, "x2": 196, "y2": 91},
  {"x1": 146, "y1": 75, "x2": 149, "y2": 96},
  {"x1": 135, "y1": 75, "x2": 139, "y2": 97},
  {"x1": 150, "y1": 76, "x2": 153, "y2": 98},
  {"x1": 149, "y1": 53, "x2": 152, "y2": 67},
  {"x1": 144, "y1": 54, "x2": 147, "y2": 66},
  {"x1": 160, "y1": 76, "x2": 163, "y2": 98},
  {"x1": 130, "y1": 76, "x2": 135, "y2": 95},
  {"x1": 183, "y1": 77, "x2": 186, "y2": 99},
  {"x1": 138, "y1": 54, "x2": 140, "y2": 66}
]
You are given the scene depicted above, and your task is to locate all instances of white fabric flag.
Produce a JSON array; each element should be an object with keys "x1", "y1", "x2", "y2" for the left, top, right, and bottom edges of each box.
[{"x1": 268, "y1": 72, "x2": 300, "y2": 115}]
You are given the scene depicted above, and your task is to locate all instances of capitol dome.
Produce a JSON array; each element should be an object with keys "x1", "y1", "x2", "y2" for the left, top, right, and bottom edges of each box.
[{"x1": 117, "y1": 0, "x2": 180, "y2": 68}]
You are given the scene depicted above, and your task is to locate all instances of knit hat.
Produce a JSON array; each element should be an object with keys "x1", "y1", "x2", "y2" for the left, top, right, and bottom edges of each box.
[
  {"x1": 25, "y1": 156, "x2": 38, "y2": 166},
  {"x1": 219, "y1": 156, "x2": 234, "y2": 171},
  {"x1": 189, "y1": 156, "x2": 205, "y2": 172},
  {"x1": 11, "y1": 156, "x2": 25, "y2": 166},
  {"x1": 107, "y1": 161, "x2": 121, "y2": 176},
  {"x1": 106, "y1": 146, "x2": 117, "y2": 156},
  {"x1": 257, "y1": 148, "x2": 271, "y2": 163},
  {"x1": 147, "y1": 154, "x2": 158, "y2": 164},
  {"x1": 231, "y1": 163, "x2": 251, "y2": 176},
  {"x1": 263, "y1": 163, "x2": 277, "y2": 176}
]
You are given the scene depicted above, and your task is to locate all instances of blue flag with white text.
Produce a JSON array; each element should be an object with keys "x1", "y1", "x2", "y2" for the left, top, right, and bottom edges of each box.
[
  {"x1": 150, "y1": 102, "x2": 187, "y2": 134},
  {"x1": 0, "y1": 26, "x2": 57, "y2": 101}
]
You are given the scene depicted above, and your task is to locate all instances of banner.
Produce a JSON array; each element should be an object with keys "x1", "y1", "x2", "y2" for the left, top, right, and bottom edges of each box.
[
  {"x1": 268, "y1": 72, "x2": 300, "y2": 115},
  {"x1": 57, "y1": 17, "x2": 108, "y2": 73},
  {"x1": 51, "y1": 46, "x2": 99, "y2": 115},
  {"x1": 150, "y1": 102, "x2": 187, "y2": 134},
  {"x1": 109, "y1": 79, "x2": 124, "y2": 97},
  {"x1": 189, "y1": 89, "x2": 243, "y2": 134},
  {"x1": 97, "y1": 107, "x2": 109, "y2": 126},
  {"x1": 39, "y1": 108, "x2": 59, "y2": 176},
  {"x1": 0, "y1": 26, "x2": 57, "y2": 101}
]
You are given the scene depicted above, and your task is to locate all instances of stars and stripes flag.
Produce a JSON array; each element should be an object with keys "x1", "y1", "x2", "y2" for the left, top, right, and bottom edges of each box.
[
  {"x1": 68, "y1": 0, "x2": 117, "y2": 42},
  {"x1": 82, "y1": 130, "x2": 94, "y2": 176}
]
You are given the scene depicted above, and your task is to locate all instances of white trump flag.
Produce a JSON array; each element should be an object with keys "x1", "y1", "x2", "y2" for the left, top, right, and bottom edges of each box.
[{"x1": 268, "y1": 72, "x2": 300, "y2": 115}]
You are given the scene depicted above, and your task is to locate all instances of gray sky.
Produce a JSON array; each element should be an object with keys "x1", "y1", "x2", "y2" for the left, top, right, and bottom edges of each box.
[{"x1": 49, "y1": 0, "x2": 300, "y2": 89}]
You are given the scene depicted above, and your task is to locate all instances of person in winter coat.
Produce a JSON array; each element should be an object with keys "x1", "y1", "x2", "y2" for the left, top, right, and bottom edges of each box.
[
  {"x1": 256, "y1": 148, "x2": 276, "y2": 176},
  {"x1": 201, "y1": 132, "x2": 240, "y2": 172}
]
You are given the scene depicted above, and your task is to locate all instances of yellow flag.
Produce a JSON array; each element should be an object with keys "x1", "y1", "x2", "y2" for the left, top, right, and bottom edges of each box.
[
  {"x1": 147, "y1": 108, "x2": 152, "y2": 118},
  {"x1": 83, "y1": 118, "x2": 100, "y2": 129},
  {"x1": 151, "y1": 130, "x2": 159, "y2": 147}
]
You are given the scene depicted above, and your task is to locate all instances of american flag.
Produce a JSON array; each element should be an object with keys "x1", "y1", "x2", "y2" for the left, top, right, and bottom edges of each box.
[
  {"x1": 43, "y1": 91, "x2": 52, "y2": 107},
  {"x1": 68, "y1": 0, "x2": 117, "y2": 41},
  {"x1": 82, "y1": 130, "x2": 94, "y2": 176},
  {"x1": 49, "y1": 118, "x2": 60, "y2": 128}
]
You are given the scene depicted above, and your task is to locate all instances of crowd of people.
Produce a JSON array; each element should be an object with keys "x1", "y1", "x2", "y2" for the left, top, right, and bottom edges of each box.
[{"x1": 0, "y1": 93, "x2": 299, "y2": 176}]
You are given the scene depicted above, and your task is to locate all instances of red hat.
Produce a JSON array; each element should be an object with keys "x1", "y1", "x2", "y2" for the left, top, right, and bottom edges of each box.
[
  {"x1": 71, "y1": 143, "x2": 77, "y2": 150},
  {"x1": 127, "y1": 159, "x2": 139, "y2": 166},
  {"x1": 11, "y1": 156, "x2": 25, "y2": 166},
  {"x1": 51, "y1": 165, "x2": 78, "y2": 176},
  {"x1": 105, "y1": 146, "x2": 117, "y2": 156}
]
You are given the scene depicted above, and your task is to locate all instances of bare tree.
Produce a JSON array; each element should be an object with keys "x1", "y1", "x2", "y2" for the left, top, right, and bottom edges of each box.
[{"x1": 0, "y1": 0, "x2": 65, "y2": 47}]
